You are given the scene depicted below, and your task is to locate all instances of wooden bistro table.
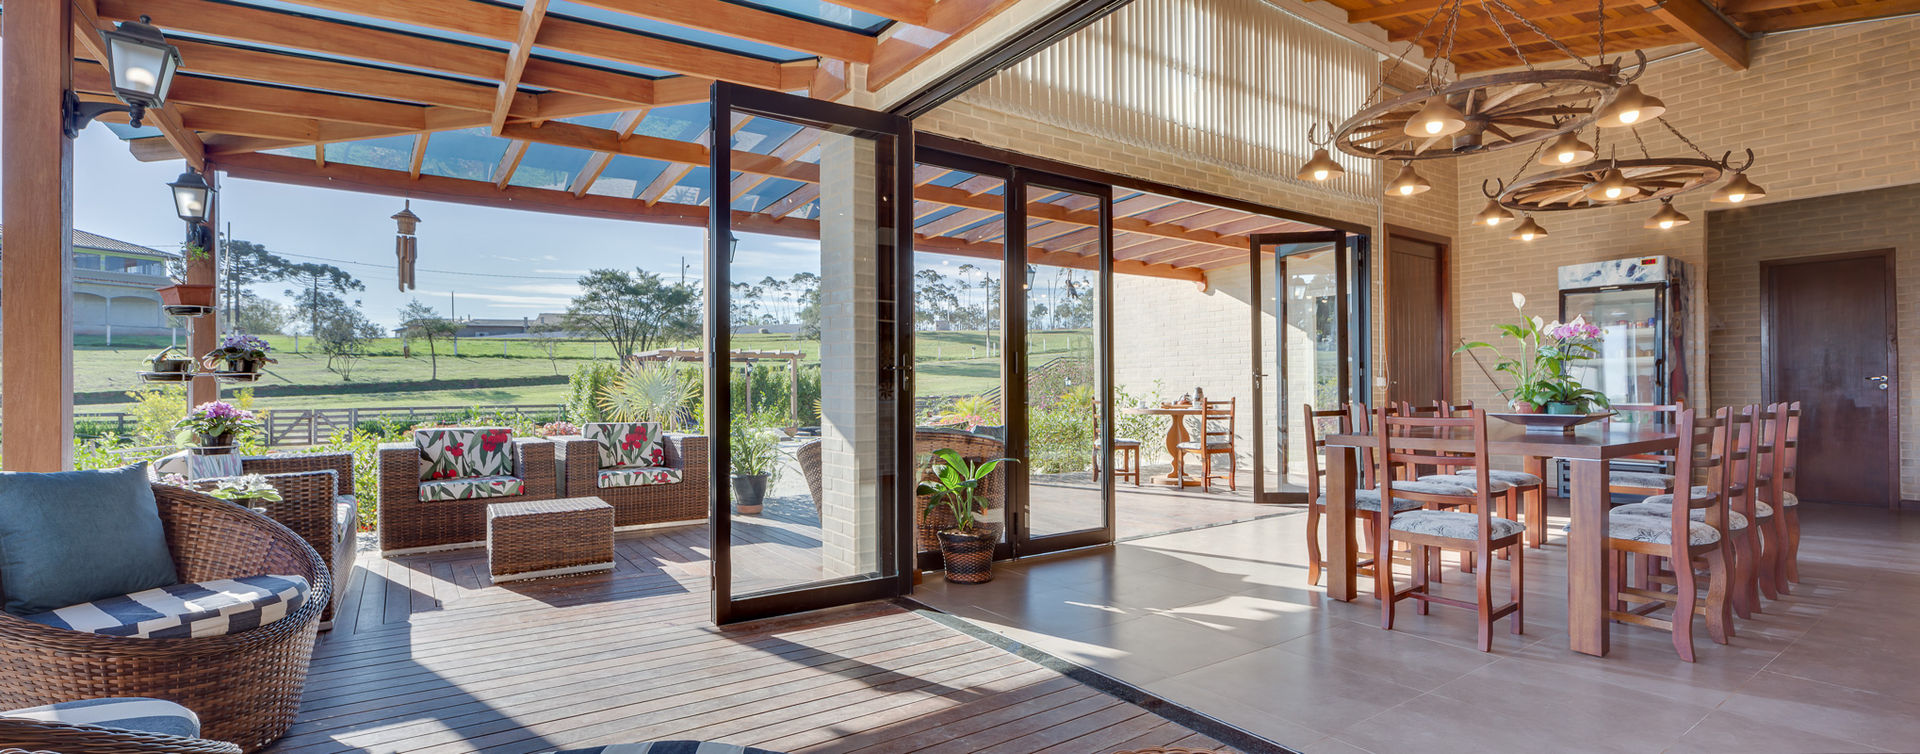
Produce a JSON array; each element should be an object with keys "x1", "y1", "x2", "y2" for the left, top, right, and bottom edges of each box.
[
  {"x1": 1121, "y1": 403, "x2": 1207, "y2": 487},
  {"x1": 1322, "y1": 421, "x2": 1682, "y2": 657}
]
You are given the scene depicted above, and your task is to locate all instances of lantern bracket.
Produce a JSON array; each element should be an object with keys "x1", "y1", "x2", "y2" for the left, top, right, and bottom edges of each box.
[{"x1": 63, "y1": 90, "x2": 143, "y2": 138}]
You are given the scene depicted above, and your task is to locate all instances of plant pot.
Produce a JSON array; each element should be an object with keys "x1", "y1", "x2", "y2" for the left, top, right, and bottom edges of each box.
[
  {"x1": 156, "y1": 284, "x2": 215, "y2": 316},
  {"x1": 731, "y1": 473, "x2": 770, "y2": 515},
  {"x1": 150, "y1": 357, "x2": 192, "y2": 373},
  {"x1": 937, "y1": 522, "x2": 1003, "y2": 584},
  {"x1": 1509, "y1": 401, "x2": 1541, "y2": 414},
  {"x1": 1545, "y1": 401, "x2": 1583, "y2": 415},
  {"x1": 226, "y1": 358, "x2": 262, "y2": 375},
  {"x1": 193, "y1": 432, "x2": 235, "y2": 455}
]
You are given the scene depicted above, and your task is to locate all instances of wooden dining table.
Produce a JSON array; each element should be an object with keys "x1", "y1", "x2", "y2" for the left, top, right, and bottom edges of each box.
[
  {"x1": 1321, "y1": 422, "x2": 1682, "y2": 657},
  {"x1": 1120, "y1": 403, "x2": 1206, "y2": 487}
]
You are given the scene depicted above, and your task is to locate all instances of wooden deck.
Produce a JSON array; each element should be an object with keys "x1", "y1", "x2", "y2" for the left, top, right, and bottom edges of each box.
[{"x1": 277, "y1": 523, "x2": 1241, "y2": 753}]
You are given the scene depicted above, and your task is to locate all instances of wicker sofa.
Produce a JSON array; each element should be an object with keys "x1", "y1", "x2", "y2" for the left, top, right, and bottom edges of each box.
[
  {"x1": 376, "y1": 430, "x2": 556, "y2": 552},
  {"x1": 0, "y1": 699, "x2": 243, "y2": 753},
  {"x1": 0, "y1": 485, "x2": 329, "y2": 753},
  {"x1": 559, "y1": 426, "x2": 709, "y2": 528}
]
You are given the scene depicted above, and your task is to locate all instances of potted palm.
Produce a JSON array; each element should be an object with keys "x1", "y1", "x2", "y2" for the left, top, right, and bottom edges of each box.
[
  {"x1": 174, "y1": 400, "x2": 262, "y2": 455},
  {"x1": 729, "y1": 413, "x2": 783, "y2": 515},
  {"x1": 918, "y1": 448, "x2": 1015, "y2": 584}
]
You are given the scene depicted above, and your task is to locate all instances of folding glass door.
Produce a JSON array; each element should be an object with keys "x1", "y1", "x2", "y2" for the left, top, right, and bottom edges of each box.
[
  {"x1": 1249, "y1": 231, "x2": 1367, "y2": 503},
  {"x1": 708, "y1": 83, "x2": 913, "y2": 624}
]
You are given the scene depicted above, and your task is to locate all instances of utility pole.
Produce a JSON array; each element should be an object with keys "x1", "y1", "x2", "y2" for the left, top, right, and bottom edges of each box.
[{"x1": 450, "y1": 291, "x2": 459, "y2": 356}]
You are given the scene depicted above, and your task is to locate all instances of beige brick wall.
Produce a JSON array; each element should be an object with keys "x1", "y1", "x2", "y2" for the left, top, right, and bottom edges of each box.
[
  {"x1": 1705, "y1": 184, "x2": 1920, "y2": 499},
  {"x1": 1448, "y1": 18, "x2": 1920, "y2": 496}
]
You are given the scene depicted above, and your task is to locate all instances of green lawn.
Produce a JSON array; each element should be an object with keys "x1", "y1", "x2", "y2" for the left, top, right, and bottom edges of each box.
[{"x1": 72, "y1": 329, "x2": 1072, "y2": 412}]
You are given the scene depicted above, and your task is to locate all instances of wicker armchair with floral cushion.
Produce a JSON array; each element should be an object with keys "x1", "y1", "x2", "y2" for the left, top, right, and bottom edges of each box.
[
  {"x1": 376, "y1": 428, "x2": 555, "y2": 551},
  {"x1": 0, "y1": 485, "x2": 329, "y2": 753},
  {"x1": 1, "y1": 697, "x2": 242, "y2": 753},
  {"x1": 560, "y1": 423, "x2": 709, "y2": 527}
]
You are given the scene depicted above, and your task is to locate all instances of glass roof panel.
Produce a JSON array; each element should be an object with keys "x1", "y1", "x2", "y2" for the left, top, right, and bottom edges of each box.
[
  {"x1": 727, "y1": 0, "x2": 891, "y2": 33},
  {"x1": 508, "y1": 142, "x2": 592, "y2": 191},
  {"x1": 263, "y1": 144, "x2": 318, "y2": 161},
  {"x1": 419, "y1": 128, "x2": 514, "y2": 182},
  {"x1": 328, "y1": 135, "x2": 416, "y2": 171},
  {"x1": 229, "y1": 1, "x2": 508, "y2": 49},
  {"x1": 790, "y1": 197, "x2": 821, "y2": 220},
  {"x1": 636, "y1": 103, "x2": 710, "y2": 142},
  {"x1": 659, "y1": 166, "x2": 711, "y2": 206},
  {"x1": 739, "y1": 178, "x2": 806, "y2": 212},
  {"x1": 558, "y1": 112, "x2": 621, "y2": 129},
  {"x1": 914, "y1": 206, "x2": 965, "y2": 228},
  {"x1": 587, "y1": 155, "x2": 673, "y2": 199},
  {"x1": 734, "y1": 118, "x2": 807, "y2": 155},
  {"x1": 530, "y1": 48, "x2": 676, "y2": 78},
  {"x1": 548, "y1": 2, "x2": 813, "y2": 61}
]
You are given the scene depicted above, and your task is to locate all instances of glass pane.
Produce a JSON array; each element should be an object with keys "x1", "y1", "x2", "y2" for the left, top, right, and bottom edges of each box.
[
  {"x1": 912, "y1": 166, "x2": 1008, "y2": 564},
  {"x1": 1562, "y1": 289, "x2": 1663, "y2": 410},
  {"x1": 1024, "y1": 184, "x2": 1104, "y2": 539},
  {"x1": 418, "y1": 128, "x2": 512, "y2": 182},
  {"x1": 328, "y1": 135, "x2": 415, "y2": 171},
  {"x1": 506, "y1": 142, "x2": 591, "y2": 191},
  {"x1": 1281, "y1": 247, "x2": 1341, "y2": 489},
  {"x1": 728, "y1": 117, "x2": 891, "y2": 599}
]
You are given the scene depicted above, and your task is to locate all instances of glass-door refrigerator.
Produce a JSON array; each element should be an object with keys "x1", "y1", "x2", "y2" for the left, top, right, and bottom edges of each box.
[{"x1": 1555, "y1": 256, "x2": 1689, "y2": 494}]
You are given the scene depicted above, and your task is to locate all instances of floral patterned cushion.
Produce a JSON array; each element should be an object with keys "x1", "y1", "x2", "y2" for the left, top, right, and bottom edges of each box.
[
  {"x1": 1329, "y1": 489, "x2": 1424, "y2": 513},
  {"x1": 1610, "y1": 471, "x2": 1676, "y2": 489},
  {"x1": 598, "y1": 466, "x2": 685, "y2": 489},
  {"x1": 1377, "y1": 479, "x2": 1478, "y2": 497},
  {"x1": 1452, "y1": 469, "x2": 1543, "y2": 486},
  {"x1": 1608, "y1": 511, "x2": 1720, "y2": 545},
  {"x1": 418, "y1": 475, "x2": 525, "y2": 502},
  {"x1": 1641, "y1": 485, "x2": 1716, "y2": 505},
  {"x1": 1416, "y1": 474, "x2": 1512, "y2": 493},
  {"x1": 1613, "y1": 501, "x2": 1749, "y2": 530},
  {"x1": 585, "y1": 423, "x2": 666, "y2": 469},
  {"x1": 416, "y1": 427, "x2": 516, "y2": 481},
  {"x1": 1766, "y1": 490, "x2": 1800, "y2": 507},
  {"x1": 1388, "y1": 510, "x2": 1525, "y2": 541}
]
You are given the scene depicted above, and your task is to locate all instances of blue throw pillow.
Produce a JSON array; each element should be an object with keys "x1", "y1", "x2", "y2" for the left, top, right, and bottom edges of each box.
[{"x1": 0, "y1": 463, "x2": 179, "y2": 616}]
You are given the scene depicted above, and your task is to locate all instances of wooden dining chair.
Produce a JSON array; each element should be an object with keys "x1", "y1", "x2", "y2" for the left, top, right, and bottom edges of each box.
[
  {"x1": 1602, "y1": 406, "x2": 1733, "y2": 662},
  {"x1": 1722, "y1": 404, "x2": 1781, "y2": 615},
  {"x1": 1103, "y1": 438, "x2": 1142, "y2": 486},
  {"x1": 1373, "y1": 407, "x2": 1526, "y2": 652},
  {"x1": 1304, "y1": 404, "x2": 1388, "y2": 586},
  {"x1": 1770, "y1": 401, "x2": 1803, "y2": 584},
  {"x1": 1404, "y1": 400, "x2": 1548, "y2": 550},
  {"x1": 1177, "y1": 396, "x2": 1237, "y2": 492},
  {"x1": 1756, "y1": 401, "x2": 1799, "y2": 594},
  {"x1": 1606, "y1": 402, "x2": 1688, "y2": 497}
]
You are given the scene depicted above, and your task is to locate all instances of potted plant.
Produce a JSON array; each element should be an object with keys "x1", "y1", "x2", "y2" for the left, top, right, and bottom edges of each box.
[
  {"x1": 204, "y1": 474, "x2": 283, "y2": 514},
  {"x1": 141, "y1": 346, "x2": 196, "y2": 382},
  {"x1": 1455, "y1": 292, "x2": 1608, "y2": 413},
  {"x1": 156, "y1": 246, "x2": 216, "y2": 316},
  {"x1": 174, "y1": 400, "x2": 262, "y2": 455},
  {"x1": 917, "y1": 448, "x2": 1015, "y2": 584},
  {"x1": 201, "y1": 333, "x2": 276, "y2": 375},
  {"x1": 729, "y1": 414, "x2": 783, "y2": 515}
]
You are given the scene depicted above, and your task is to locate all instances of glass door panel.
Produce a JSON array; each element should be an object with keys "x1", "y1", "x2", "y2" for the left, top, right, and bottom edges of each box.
[
  {"x1": 710, "y1": 83, "x2": 912, "y2": 624},
  {"x1": 1013, "y1": 173, "x2": 1112, "y2": 553},
  {"x1": 1560, "y1": 287, "x2": 1665, "y2": 410},
  {"x1": 1250, "y1": 232, "x2": 1349, "y2": 501}
]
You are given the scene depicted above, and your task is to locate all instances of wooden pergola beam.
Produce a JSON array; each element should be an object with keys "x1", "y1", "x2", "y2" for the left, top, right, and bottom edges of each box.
[
  {"x1": 1387, "y1": 0, "x2": 1646, "y2": 42},
  {"x1": 493, "y1": 0, "x2": 550, "y2": 134},
  {"x1": 570, "y1": 109, "x2": 648, "y2": 196},
  {"x1": 566, "y1": 0, "x2": 876, "y2": 63},
  {"x1": 5, "y1": 0, "x2": 77, "y2": 470},
  {"x1": 868, "y1": 0, "x2": 1024, "y2": 90},
  {"x1": 1637, "y1": 0, "x2": 1749, "y2": 69},
  {"x1": 157, "y1": 39, "x2": 536, "y2": 115}
]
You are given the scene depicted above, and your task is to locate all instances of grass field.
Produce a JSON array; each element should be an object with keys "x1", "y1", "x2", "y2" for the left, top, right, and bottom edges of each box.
[{"x1": 73, "y1": 330, "x2": 1076, "y2": 412}]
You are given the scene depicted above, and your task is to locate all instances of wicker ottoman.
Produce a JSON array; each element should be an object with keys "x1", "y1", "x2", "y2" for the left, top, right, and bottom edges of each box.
[{"x1": 487, "y1": 497, "x2": 614, "y2": 584}]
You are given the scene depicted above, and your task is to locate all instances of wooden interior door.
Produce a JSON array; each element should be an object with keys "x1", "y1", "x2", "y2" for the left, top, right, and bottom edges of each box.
[
  {"x1": 1386, "y1": 231, "x2": 1448, "y2": 406},
  {"x1": 1765, "y1": 250, "x2": 1899, "y2": 508}
]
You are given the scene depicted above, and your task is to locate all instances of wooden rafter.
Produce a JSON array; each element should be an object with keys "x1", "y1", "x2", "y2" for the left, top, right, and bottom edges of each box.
[
  {"x1": 868, "y1": 0, "x2": 1023, "y2": 90},
  {"x1": 1388, "y1": 0, "x2": 1646, "y2": 42},
  {"x1": 1443, "y1": 14, "x2": 1670, "y2": 55},
  {"x1": 493, "y1": 141, "x2": 528, "y2": 189},
  {"x1": 566, "y1": 0, "x2": 876, "y2": 63},
  {"x1": 1637, "y1": 0, "x2": 1749, "y2": 69},
  {"x1": 570, "y1": 109, "x2": 648, "y2": 197},
  {"x1": 409, "y1": 133, "x2": 428, "y2": 179},
  {"x1": 493, "y1": 0, "x2": 550, "y2": 134}
]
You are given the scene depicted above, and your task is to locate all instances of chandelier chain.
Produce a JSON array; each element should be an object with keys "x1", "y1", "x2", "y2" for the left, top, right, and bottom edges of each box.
[
  {"x1": 1660, "y1": 118, "x2": 1715, "y2": 161},
  {"x1": 1631, "y1": 126, "x2": 1652, "y2": 159},
  {"x1": 1422, "y1": 0, "x2": 1468, "y2": 92},
  {"x1": 1368, "y1": 0, "x2": 1450, "y2": 107},
  {"x1": 1596, "y1": 0, "x2": 1606, "y2": 66},
  {"x1": 1479, "y1": 0, "x2": 1536, "y2": 71},
  {"x1": 1508, "y1": 138, "x2": 1549, "y2": 186},
  {"x1": 1487, "y1": 0, "x2": 1591, "y2": 69}
]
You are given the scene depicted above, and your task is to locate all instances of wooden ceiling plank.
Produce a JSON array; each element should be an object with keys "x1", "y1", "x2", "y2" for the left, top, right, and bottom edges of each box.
[
  {"x1": 1392, "y1": 0, "x2": 1644, "y2": 42},
  {"x1": 1739, "y1": 0, "x2": 1920, "y2": 31},
  {"x1": 161, "y1": 39, "x2": 533, "y2": 114},
  {"x1": 77, "y1": 66, "x2": 429, "y2": 130},
  {"x1": 98, "y1": 0, "x2": 501, "y2": 80},
  {"x1": 566, "y1": 0, "x2": 875, "y2": 63},
  {"x1": 1636, "y1": 0, "x2": 1749, "y2": 69},
  {"x1": 1344, "y1": 0, "x2": 1452, "y2": 24},
  {"x1": 493, "y1": 0, "x2": 550, "y2": 134},
  {"x1": 641, "y1": 164, "x2": 697, "y2": 205},
  {"x1": 1443, "y1": 14, "x2": 1671, "y2": 55},
  {"x1": 836, "y1": 0, "x2": 935, "y2": 25}
]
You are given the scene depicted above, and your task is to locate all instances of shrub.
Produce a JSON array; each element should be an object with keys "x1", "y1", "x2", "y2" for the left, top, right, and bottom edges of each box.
[{"x1": 566, "y1": 361, "x2": 619, "y2": 424}]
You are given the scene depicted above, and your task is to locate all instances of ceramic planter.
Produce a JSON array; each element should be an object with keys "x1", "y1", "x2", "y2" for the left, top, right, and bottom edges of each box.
[
  {"x1": 156, "y1": 284, "x2": 215, "y2": 316},
  {"x1": 1545, "y1": 401, "x2": 1584, "y2": 415},
  {"x1": 731, "y1": 473, "x2": 769, "y2": 515},
  {"x1": 193, "y1": 432, "x2": 235, "y2": 455}
]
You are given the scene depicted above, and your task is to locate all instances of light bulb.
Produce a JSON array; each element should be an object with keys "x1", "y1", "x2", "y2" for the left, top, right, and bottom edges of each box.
[
  {"x1": 1521, "y1": 231, "x2": 1537, "y2": 241},
  {"x1": 1644, "y1": 200, "x2": 1690, "y2": 229},
  {"x1": 126, "y1": 66, "x2": 157, "y2": 87},
  {"x1": 1510, "y1": 216, "x2": 1548, "y2": 241},
  {"x1": 1711, "y1": 172, "x2": 1767, "y2": 204},
  {"x1": 1540, "y1": 131, "x2": 1595, "y2": 167},
  {"x1": 1596, "y1": 83, "x2": 1667, "y2": 128},
  {"x1": 1585, "y1": 167, "x2": 1641, "y2": 202},
  {"x1": 1313, "y1": 168, "x2": 1329, "y2": 180},
  {"x1": 1385, "y1": 162, "x2": 1431, "y2": 197},
  {"x1": 1473, "y1": 199, "x2": 1513, "y2": 227}
]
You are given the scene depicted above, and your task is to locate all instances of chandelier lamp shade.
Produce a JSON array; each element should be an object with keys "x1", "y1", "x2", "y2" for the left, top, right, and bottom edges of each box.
[
  {"x1": 1594, "y1": 83, "x2": 1668, "y2": 128},
  {"x1": 1645, "y1": 200, "x2": 1691, "y2": 230},
  {"x1": 1387, "y1": 162, "x2": 1432, "y2": 197},
  {"x1": 1510, "y1": 216, "x2": 1548, "y2": 242},
  {"x1": 1542, "y1": 131, "x2": 1597, "y2": 166},
  {"x1": 1473, "y1": 200, "x2": 1515, "y2": 227},
  {"x1": 63, "y1": 15, "x2": 182, "y2": 136},
  {"x1": 1297, "y1": 147, "x2": 1345, "y2": 182},
  {"x1": 1404, "y1": 95, "x2": 1467, "y2": 138},
  {"x1": 1711, "y1": 172, "x2": 1768, "y2": 203},
  {"x1": 1586, "y1": 166, "x2": 1643, "y2": 202}
]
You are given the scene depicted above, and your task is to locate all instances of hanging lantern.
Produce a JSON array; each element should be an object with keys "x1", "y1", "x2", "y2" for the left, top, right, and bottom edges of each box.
[{"x1": 392, "y1": 200, "x2": 420, "y2": 291}]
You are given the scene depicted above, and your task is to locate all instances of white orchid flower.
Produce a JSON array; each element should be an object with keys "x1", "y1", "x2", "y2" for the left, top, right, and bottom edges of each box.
[
  {"x1": 1511, "y1": 292, "x2": 1527, "y2": 309},
  {"x1": 1569, "y1": 315, "x2": 1588, "y2": 328},
  {"x1": 1531, "y1": 315, "x2": 1545, "y2": 330}
]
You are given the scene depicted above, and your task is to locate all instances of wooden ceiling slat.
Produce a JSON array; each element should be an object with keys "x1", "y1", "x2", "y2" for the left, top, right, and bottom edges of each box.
[
  {"x1": 161, "y1": 39, "x2": 530, "y2": 114},
  {"x1": 565, "y1": 0, "x2": 876, "y2": 63},
  {"x1": 409, "y1": 133, "x2": 428, "y2": 179},
  {"x1": 570, "y1": 109, "x2": 646, "y2": 196},
  {"x1": 493, "y1": 0, "x2": 551, "y2": 134},
  {"x1": 493, "y1": 141, "x2": 529, "y2": 189},
  {"x1": 97, "y1": 0, "x2": 500, "y2": 83},
  {"x1": 1636, "y1": 0, "x2": 1749, "y2": 69},
  {"x1": 1388, "y1": 0, "x2": 1648, "y2": 42},
  {"x1": 79, "y1": 67, "x2": 427, "y2": 130},
  {"x1": 1739, "y1": 0, "x2": 1920, "y2": 31}
]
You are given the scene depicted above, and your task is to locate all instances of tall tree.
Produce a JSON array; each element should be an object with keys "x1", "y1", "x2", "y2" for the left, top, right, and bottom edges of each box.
[
  {"x1": 397, "y1": 299, "x2": 460, "y2": 380},
  {"x1": 283, "y1": 261, "x2": 366, "y2": 342},
  {"x1": 315, "y1": 306, "x2": 384, "y2": 380},
  {"x1": 565, "y1": 268, "x2": 698, "y2": 361},
  {"x1": 229, "y1": 293, "x2": 290, "y2": 334}
]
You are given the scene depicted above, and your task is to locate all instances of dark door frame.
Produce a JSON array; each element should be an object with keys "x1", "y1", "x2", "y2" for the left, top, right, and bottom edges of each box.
[
  {"x1": 1759, "y1": 247, "x2": 1900, "y2": 509},
  {"x1": 708, "y1": 82, "x2": 916, "y2": 625},
  {"x1": 1382, "y1": 225, "x2": 1452, "y2": 406},
  {"x1": 1248, "y1": 231, "x2": 1368, "y2": 504}
]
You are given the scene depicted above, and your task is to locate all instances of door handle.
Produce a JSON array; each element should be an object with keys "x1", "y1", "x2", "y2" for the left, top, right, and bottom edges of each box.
[{"x1": 1868, "y1": 375, "x2": 1889, "y2": 390}]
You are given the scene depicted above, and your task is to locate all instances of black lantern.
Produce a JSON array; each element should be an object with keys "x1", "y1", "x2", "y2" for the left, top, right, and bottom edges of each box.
[
  {"x1": 168, "y1": 169, "x2": 210, "y2": 223},
  {"x1": 64, "y1": 16, "x2": 182, "y2": 136}
]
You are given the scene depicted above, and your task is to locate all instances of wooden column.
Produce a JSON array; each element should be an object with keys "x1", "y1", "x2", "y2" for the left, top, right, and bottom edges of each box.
[
  {"x1": 1, "y1": 0, "x2": 77, "y2": 471},
  {"x1": 187, "y1": 170, "x2": 220, "y2": 406}
]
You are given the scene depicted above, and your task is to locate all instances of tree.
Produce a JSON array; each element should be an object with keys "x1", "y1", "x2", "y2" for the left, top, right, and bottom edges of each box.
[
  {"x1": 283, "y1": 261, "x2": 367, "y2": 344},
  {"x1": 564, "y1": 268, "x2": 698, "y2": 362},
  {"x1": 229, "y1": 293, "x2": 290, "y2": 334},
  {"x1": 315, "y1": 307, "x2": 384, "y2": 380},
  {"x1": 528, "y1": 321, "x2": 568, "y2": 374},
  {"x1": 397, "y1": 299, "x2": 460, "y2": 380},
  {"x1": 222, "y1": 239, "x2": 296, "y2": 316}
]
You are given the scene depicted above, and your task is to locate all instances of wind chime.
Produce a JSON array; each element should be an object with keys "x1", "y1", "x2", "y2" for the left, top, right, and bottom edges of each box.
[{"x1": 392, "y1": 200, "x2": 420, "y2": 291}]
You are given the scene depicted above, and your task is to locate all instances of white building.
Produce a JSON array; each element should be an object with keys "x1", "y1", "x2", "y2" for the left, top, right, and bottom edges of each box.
[{"x1": 0, "y1": 227, "x2": 181, "y2": 337}]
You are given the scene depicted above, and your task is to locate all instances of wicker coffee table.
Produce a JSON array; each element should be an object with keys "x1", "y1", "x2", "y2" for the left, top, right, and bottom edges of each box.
[{"x1": 487, "y1": 496, "x2": 614, "y2": 584}]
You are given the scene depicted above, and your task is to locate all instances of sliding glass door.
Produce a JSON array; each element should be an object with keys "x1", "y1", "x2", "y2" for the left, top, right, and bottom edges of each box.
[{"x1": 1249, "y1": 231, "x2": 1366, "y2": 503}]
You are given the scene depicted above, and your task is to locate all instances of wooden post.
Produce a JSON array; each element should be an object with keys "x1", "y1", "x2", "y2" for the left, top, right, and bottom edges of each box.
[
  {"x1": 788, "y1": 356, "x2": 800, "y2": 426},
  {"x1": 2, "y1": 0, "x2": 77, "y2": 470},
  {"x1": 187, "y1": 171, "x2": 221, "y2": 406}
]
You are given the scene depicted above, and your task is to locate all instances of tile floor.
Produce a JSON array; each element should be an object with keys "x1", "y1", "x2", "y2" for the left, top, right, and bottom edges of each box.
[{"x1": 911, "y1": 501, "x2": 1920, "y2": 753}]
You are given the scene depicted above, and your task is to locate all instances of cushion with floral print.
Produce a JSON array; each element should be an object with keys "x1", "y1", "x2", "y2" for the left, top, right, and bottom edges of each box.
[
  {"x1": 597, "y1": 466, "x2": 684, "y2": 489},
  {"x1": 416, "y1": 427, "x2": 516, "y2": 481},
  {"x1": 418, "y1": 475, "x2": 525, "y2": 501},
  {"x1": 584, "y1": 423, "x2": 665, "y2": 469}
]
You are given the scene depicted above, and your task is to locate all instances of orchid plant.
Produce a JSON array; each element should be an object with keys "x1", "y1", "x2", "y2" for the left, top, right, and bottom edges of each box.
[{"x1": 1455, "y1": 292, "x2": 1611, "y2": 412}]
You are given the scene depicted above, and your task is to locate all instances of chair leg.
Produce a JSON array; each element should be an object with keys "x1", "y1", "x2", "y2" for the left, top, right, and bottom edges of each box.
[
  {"x1": 1770, "y1": 511, "x2": 1793, "y2": 595},
  {"x1": 1672, "y1": 549, "x2": 1699, "y2": 663},
  {"x1": 1610, "y1": 549, "x2": 1627, "y2": 614},
  {"x1": 1730, "y1": 529, "x2": 1756, "y2": 619},
  {"x1": 1784, "y1": 505, "x2": 1801, "y2": 583},
  {"x1": 1379, "y1": 534, "x2": 1397, "y2": 630},
  {"x1": 1228, "y1": 451, "x2": 1237, "y2": 491},
  {"x1": 1306, "y1": 503, "x2": 1324, "y2": 586},
  {"x1": 1476, "y1": 544, "x2": 1494, "y2": 652},
  {"x1": 1413, "y1": 544, "x2": 1430, "y2": 616},
  {"x1": 1497, "y1": 491, "x2": 1515, "y2": 561},
  {"x1": 1755, "y1": 522, "x2": 1780, "y2": 602},
  {"x1": 1704, "y1": 547, "x2": 1731, "y2": 645},
  {"x1": 1510, "y1": 540, "x2": 1525, "y2": 635}
]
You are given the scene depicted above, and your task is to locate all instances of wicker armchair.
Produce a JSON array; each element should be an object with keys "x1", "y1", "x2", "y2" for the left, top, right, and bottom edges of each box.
[
  {"x1": 376, "y1": 437, "x2": 556, "y2": 551},
  {"x1": 0, "y1": 485, "x2": 330, "y2": 753},
  {"x1": 0, "y1": 716, "x2": 242, "y2": 754},
  {"x1": 188, "y1": 452, "x2": 358, "y2": 626},
  {"x1": 560, "y1": 433, "x2": 709, "y2": 527}
]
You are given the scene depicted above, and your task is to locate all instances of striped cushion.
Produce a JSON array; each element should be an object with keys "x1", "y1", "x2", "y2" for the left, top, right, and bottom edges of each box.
[
  {"x1": 3, "y1": 697, "x2": 201, "y2": 739},
  {"x1": 552, "y1": 743, "x2": 786, "y2": 754},
  {"x1": 419, "y1": 475, "x2": 525, "y2": 501},
  {"x1": 22, "y1": 574, "x2": 309, "y2": 639},
  {"x1": 1416, "y1": 474, "x2": 1512, "y2": 493},
  {"x1": 599, "y1": 466, "x2": 684, "y2": 489}
]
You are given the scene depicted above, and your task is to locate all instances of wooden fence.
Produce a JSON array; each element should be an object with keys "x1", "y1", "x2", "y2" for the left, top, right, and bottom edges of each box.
[{"x1": 76, "y1": 404, "x2": 565, "y2": 448}]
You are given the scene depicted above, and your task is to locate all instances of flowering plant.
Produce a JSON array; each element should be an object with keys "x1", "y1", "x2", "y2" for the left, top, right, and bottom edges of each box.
[
  {"x1": 206, "y1": 474, "x2": 283, "y2": 504},
  {"x1": 174, "y1": 400, "x2": 263, "y2": 438},
  {"x1": 205, "y1": 333, "x2": 275, "y2": 363},
  {"x1": 535, "y1": 421, "x2": 579, "y2": 438},
  {"x1": 1455, "y1": 292, "x2": 1610, "y2": 411}
]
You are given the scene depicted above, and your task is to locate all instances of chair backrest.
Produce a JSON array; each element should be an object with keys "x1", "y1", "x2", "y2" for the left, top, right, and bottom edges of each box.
[
  {"x1": 1200, "y1": 398, "x2": 1235, "y2": 443},
  {"x1": 1375, "y1": 408, "x2": 1497, "y2": 538},
  {"x1": 1778, "y1": 401, "x2": 1801, "y2": 497},
  {"x1": 1725, "y1": 405, "x2": 1762, "y2": 521},
  {"x1": 1397, "y1": 399, "x2": 1474, "y2": 417},
  {"x1": 1608, "y1": 402, "x2": 1687, "y2": 465},
  {"x1": 1757, "y1": 401, "x2": 1798, "y2": 505},
  {"x1": 583, "y1": 422, "x2": 665, "y2": 469},
  {"x1": 1652, "y1": 407, "x2": 1735, "y2": 545},
  {"x1": 1302, "y1": 404, "x2": 1350, "y2": 504},
  {"x1": 415, "y1": 427, "x2": 515, "y2": 481}
]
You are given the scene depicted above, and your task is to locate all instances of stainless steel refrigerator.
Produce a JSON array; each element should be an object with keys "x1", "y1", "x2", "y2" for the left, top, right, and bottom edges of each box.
[{"x1": 1555, "y1": 255, "x2": 1689, "y2": 494}]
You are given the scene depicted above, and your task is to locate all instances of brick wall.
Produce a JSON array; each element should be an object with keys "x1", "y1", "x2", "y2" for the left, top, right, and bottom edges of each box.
[{"x1": 1706, "y1": 183, "x2": 1920, "y2": 499}]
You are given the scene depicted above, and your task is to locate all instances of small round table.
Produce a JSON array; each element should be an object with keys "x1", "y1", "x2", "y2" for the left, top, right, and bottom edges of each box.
[{"x1": 1120, "y1": 403, "x2": 1206, "y2": 487}]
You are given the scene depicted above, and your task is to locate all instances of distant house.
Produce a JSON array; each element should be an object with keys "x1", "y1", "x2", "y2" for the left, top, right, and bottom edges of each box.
[
  {"x1": 395, "y1": 312, "x2": 568, "y2": 338},
  {"x1": 0, "y1": 227, "x2": 181, "y2": 337}
]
